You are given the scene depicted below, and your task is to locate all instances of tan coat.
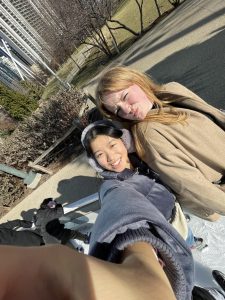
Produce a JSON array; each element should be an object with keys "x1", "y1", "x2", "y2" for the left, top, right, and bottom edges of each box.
[{"x1": 134, "y1": 82, "x2": 225, "y2": 219}]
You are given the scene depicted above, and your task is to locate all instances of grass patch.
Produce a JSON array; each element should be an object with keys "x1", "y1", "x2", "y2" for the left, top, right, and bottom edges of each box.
[
  {"x1": 41, "y1": 77, "x2": 61, "y2": 100},
  {"x1": 105, "y1": 0, "x2": 172, "y2": 45},
  {"x1": 42, "y1": 0, "x2": 174, "y2": 99},
  {"x1": 71, "y1": 63, "x2": 103, "y2": 89}
]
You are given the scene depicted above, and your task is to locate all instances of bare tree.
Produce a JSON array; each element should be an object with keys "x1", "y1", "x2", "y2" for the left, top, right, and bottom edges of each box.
[
  {"x1": 34, "y1": 0, "x2": 168, "y2": 63},
  {"x1": 153, "y1": 0, "x2": 161, "y2": 17},
  {"x1": 41, "y1": 0, "x2": 115, "y2": 59},
  {"x1": 73, "y1": 0, "x2": 115, "y2": 58},
  {"x1": 107, "y1": 0, "x2": 146, "y2": 36},
  {"x1": 135, "y1": 0, "x2": 144, "y2": 33},
  {"x1": 40, "y1": 0, "x2": 83, "y2": 66}
]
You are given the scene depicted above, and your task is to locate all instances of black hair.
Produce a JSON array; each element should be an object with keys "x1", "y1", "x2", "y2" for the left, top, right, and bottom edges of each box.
[
  {"x1": 40, "y1": 198, "x2": 54, "y2": 209},
  {"x1": 83, "y1": 124, "x2": 123, "y2": 157}
]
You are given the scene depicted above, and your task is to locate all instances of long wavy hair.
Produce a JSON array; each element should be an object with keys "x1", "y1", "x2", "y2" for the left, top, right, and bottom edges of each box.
[{"x1": 95, "y1": 66, "x2": 189, "y2": 157}]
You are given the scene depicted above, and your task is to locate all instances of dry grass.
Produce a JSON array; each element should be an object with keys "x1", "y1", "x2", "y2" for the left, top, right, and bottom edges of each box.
[
  {"x1": 108, "y1": 0, "x2": 172, "y2": 44},
  {"x1": 42, "y1": 0, "x2": 174, "y2": 99}
]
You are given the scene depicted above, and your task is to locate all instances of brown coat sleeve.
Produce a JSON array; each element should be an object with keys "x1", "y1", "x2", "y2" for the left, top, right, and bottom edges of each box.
[
  {"x1": 136, "y1": 124, "x2": 225, "y2": 219},
  {"x1": 163, "y1": 82, "x2": 225, "y2": 130}
]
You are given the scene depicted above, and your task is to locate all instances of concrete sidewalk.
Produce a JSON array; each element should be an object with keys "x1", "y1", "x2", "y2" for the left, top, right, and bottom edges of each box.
[
  {"x1": 1, "y1": 0, "x2": 224, "y2": 222},
  {"x1": 84, "y1": 0, "x2": 225, "y2": 110},
  {"x1": 0, "y1": 153, "x2": 102, "y2": 222}
]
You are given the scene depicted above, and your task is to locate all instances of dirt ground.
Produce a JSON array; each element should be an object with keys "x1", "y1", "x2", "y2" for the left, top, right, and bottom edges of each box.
[{"x1": 0, "y1": 144, "x2": 84, "y2": 219}]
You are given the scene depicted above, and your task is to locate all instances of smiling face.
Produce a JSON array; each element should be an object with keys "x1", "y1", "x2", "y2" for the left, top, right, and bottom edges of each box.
[
  {"x1": 102, "y1": 84, "x2": 153, "y2": 121},
  {"x1": 90, "y1": 135, "x2": 130, "y2": 172}
]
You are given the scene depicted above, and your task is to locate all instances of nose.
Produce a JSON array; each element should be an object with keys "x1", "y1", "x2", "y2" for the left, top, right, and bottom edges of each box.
[
  {"x1": 106, "y1": 150, "x2": 114, "y2": 162},
  {"x1": 118, "y1": 102, "x2": 131, "y2": 114}
]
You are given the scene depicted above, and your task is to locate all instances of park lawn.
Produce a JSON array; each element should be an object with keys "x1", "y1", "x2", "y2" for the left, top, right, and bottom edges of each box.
[
  {"x1": 42, "y1": 45, "x2": 97, "y2": 99},
  {"x1": 109, "y1": 0, "x2": 172, "y2": 44},
  {"x1": 42, "y1": 0, "x2": 173, "y2": 99},
  {"x1": 42, "y1": 77, "x2": 59, "y2": 100}
]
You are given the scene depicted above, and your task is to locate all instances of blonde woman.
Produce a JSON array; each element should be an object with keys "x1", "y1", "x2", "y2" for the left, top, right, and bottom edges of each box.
[{"x1": 95, "y1": 66, "x2": 225, "y2": 221}]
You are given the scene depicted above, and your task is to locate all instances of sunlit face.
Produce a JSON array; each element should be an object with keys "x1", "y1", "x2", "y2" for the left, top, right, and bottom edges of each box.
[
  {"x1": 90, "y1": 135, "x2": 130, "y2": 172},
  {"x1": 102, "y1": 84, "x2": 153, "y2": 120}
]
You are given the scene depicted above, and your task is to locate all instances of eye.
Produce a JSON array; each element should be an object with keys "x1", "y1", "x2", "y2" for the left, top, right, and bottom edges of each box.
[
  {"x1": 110, "y1": 143, "x2": 117, "y2": 148},
  {"x1": 96, "y1": 153, "x2": 103, "y2": 159},
  {"x1": 115, "y1": 107, "x2": 121, "y2": 116},
  {"x1": 122, "y1": 93, "x2": 128, "y2": 101}
]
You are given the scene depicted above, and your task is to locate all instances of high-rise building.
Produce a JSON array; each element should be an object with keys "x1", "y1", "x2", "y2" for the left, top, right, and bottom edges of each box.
[
  {"x1": 0, "y1": 0, "x2": 52, "y2": 63},
  {"x1": 0, "y1": 36, "x2": 36, "y2": 90},
  {"x1": 0, "y1": 0, "x2": 70, "y2": 91},
  {"x1": 0, "y1": 0, "x2": 62, "y2": 89}
]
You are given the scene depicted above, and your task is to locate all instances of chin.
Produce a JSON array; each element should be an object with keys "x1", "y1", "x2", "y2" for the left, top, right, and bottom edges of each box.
[
  {"x1": 113, "y1": 165, "x2": 125, "y2": 173},
  {"x1": 137, "y1": 114, "x2": 146, "y2": 120}
]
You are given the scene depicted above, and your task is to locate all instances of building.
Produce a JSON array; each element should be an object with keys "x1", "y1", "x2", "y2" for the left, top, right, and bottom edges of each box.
[
  {"x1": 0, "y1": 37, "x2": 34, "y2": 90},
  {"x1": 0, "y1": 0, "x2": 52, "y2": 64},
  {"x1": 0, "y1": 0, "x2": 70, "y2": 90}
]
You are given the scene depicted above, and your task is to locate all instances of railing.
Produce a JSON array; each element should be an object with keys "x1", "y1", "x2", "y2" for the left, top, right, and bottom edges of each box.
[
  {"x1": 62, "y1": 192, "x2": 100, "y2": 253},
  {"x1": 28, "y1": 100, "x2": 90, "y2": 175},
  {"x1": 63, "y1": 192, "x2": 99, "y2": 215}
]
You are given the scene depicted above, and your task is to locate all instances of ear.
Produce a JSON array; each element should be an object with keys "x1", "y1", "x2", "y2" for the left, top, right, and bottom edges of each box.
[
  {"x1": 121, "y1": 129, "x2": 135, "y2": 153},
  {"x1": 88, "y1": 157, "x2": 104, "y2": 173}
]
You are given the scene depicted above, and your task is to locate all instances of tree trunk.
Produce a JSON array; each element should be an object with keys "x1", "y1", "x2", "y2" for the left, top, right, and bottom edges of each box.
[
  {"x1": 153, "y1": 0, "x2": 161, "y2": 17},
  {"x1": 134, "y1": 0, "x2": 144, "y2": 34},
  {"x1": 106, "y1": 22, "x2": 120, "y2": 54},
  {"x1": 70, "y1": 56, "x2": 81, "y2": 70}
]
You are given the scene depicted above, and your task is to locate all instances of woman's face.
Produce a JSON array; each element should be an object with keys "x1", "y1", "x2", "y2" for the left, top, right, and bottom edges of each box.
[
  {"x1": 90, "y1": 135, "x2": 130, "y2": 172},
  {"x1": 102, "y1": 84, "x2": 153, "y2": 120}
]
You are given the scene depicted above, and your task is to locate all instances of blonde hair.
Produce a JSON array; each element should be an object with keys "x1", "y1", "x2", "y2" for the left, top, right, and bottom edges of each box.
[
  {"x1": 96, "y1": 66, "x2": 187, "y2": 123},
  {"x1": 96, "y1": 66, "x2": 188, "y2": 158}
]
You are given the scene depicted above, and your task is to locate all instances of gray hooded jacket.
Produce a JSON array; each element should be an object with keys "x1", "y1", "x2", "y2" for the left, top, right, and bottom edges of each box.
[{"x1": 89, "y1": 176, "x2": 194, "y2": 300}]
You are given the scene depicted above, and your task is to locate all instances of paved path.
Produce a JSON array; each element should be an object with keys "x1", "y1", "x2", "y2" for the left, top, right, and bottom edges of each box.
[
  {"x1": 84, "y1": 0, "x2": 225, "y2": 109},
  {"x1": 0, "y1": 153, "x2": 101, "y2": 222}
]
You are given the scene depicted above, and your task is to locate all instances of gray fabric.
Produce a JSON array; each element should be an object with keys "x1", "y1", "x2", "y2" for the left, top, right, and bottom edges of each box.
[
  {"x1": 89, "y1": 178, "x2": 194, "y2": 300},
  {"x1": 100, "y1": 173, "x2": 175, "y2": 221}
]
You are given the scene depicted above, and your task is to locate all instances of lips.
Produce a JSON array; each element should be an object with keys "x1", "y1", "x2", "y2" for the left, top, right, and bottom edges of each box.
[
  {"x1": 111, "y1": 158, "x2": 121, "y2": 168},
  {"x1": 133, "y1": 108, "x2": 139, "y2": 118},
  {"x1": 130, "y1": 107, "x2": 141, "y2": 119}
]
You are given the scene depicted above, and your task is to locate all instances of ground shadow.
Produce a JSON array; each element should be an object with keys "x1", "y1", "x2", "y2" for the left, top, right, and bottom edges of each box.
[
  {"x1": 122, "y1": 8, "x2": 225, "y2": 67},
  {"x1": 84, "y1": 0, "x2": 225, "y2": 103},
  {"x1": 55, "y1": 175, "x2": 102, "y2": 205},
  {"x1": 148, "y1": 27, "x2": 225, "y2": 109}
]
